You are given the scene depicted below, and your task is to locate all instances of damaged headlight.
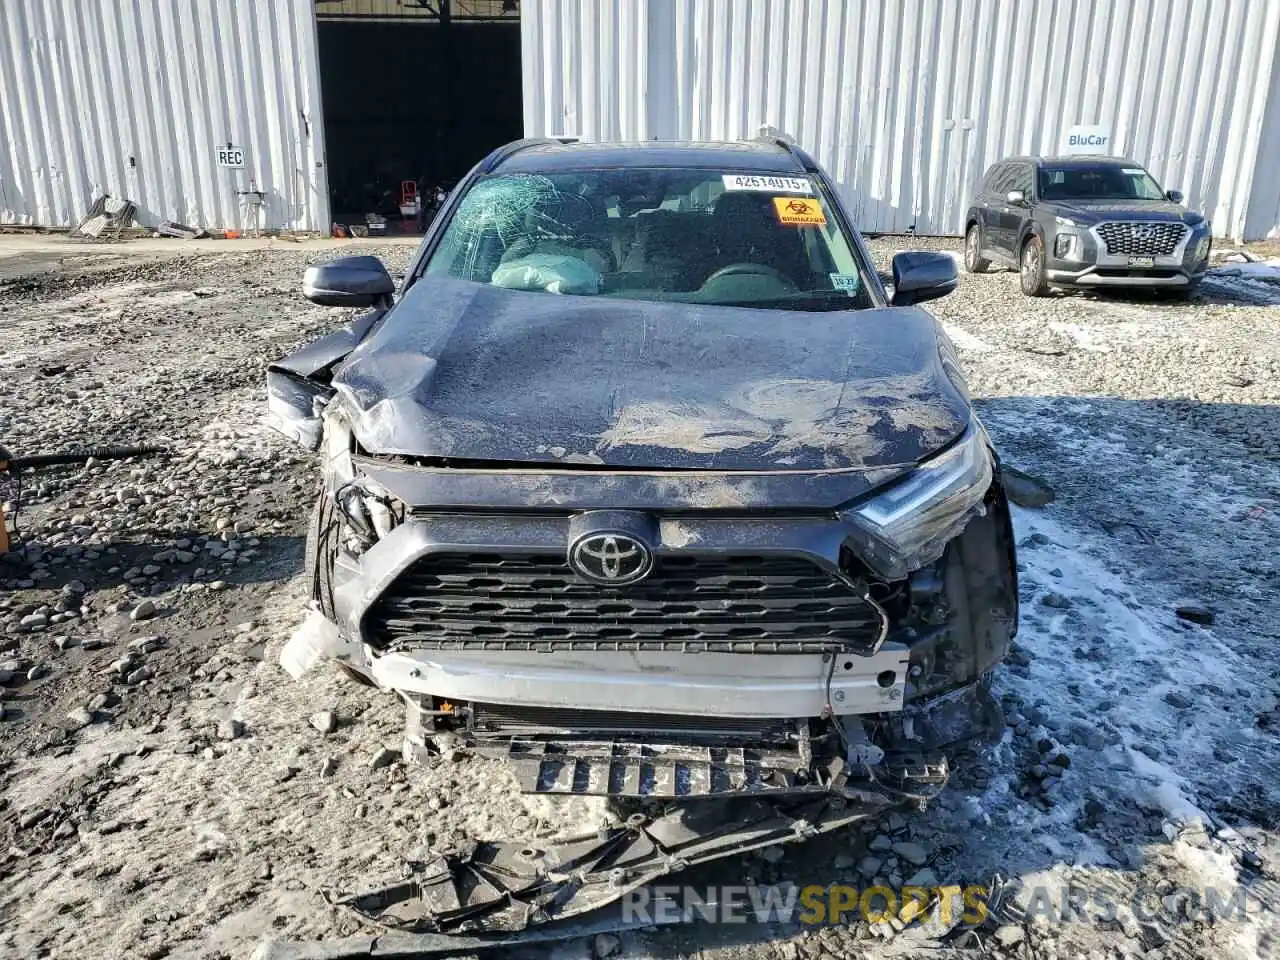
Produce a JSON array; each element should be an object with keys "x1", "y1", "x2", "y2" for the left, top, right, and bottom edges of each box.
[
  {"x1": 841, "y1": 423, "x2": 993, "y2": 581},
  {"x1": 334, "y1": 478, "x2": 401, "y2": 550}
]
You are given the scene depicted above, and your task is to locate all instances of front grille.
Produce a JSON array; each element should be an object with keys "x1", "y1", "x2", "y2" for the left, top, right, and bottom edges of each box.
[
  {"x1": 365, "y1": 553, "x2": 882, "y2": 653},
  {"x1": 1096, "y1": 221, "x2": 1186, "y2": 257}
]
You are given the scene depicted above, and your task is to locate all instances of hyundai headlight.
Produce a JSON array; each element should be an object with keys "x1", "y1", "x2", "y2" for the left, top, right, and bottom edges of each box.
[
  {"x1": 841, "y1": 424, "x2": 994, "y2": 581},
  {"x1": 1054, "y1": 233, "x2": 1081, "y2": 260}
]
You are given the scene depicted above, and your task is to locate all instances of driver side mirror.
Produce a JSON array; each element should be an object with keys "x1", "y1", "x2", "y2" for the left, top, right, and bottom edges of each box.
[
  {"x1": 303, "y1": 256, "x2": 395, "y2": 307},
  {"x1": 1006, "y1": 190, "x2": 1027, "y2": 206},
  {"x1": 890, "y1": 252, "x2": 958, "y2": 307},
  {"x1": 1165, "y1": 189, "x2": 1185, "y2": 204}
]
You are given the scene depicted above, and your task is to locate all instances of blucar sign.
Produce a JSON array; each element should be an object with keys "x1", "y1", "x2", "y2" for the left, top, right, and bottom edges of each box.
[{"x1": 1063, "y1": 125, "x2": 1112, "y2": 155}]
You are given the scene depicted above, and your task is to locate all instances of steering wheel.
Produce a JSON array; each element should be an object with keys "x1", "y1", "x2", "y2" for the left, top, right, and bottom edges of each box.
[{"x1": 701, "y1": 262, "x2": 797, "y2": 291}]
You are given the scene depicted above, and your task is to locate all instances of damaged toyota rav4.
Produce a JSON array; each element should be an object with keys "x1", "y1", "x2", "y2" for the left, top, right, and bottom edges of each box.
[{"x1": 268, "y1": 138, "x2": 1017, "y2": 926}]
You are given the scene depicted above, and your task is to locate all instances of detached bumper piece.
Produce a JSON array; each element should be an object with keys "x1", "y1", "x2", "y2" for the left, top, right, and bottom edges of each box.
[{"x1": 329, "y1": 796, "x2": 887, "y2": 935}]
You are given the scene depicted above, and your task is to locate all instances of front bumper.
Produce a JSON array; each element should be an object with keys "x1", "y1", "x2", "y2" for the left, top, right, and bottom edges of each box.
[
  {"x1": 1047, "y1": 222, "x2": 1211, "y2": 288},
  {"x1": 333, "y1": 513, "x2": 910, "y2": 719}
]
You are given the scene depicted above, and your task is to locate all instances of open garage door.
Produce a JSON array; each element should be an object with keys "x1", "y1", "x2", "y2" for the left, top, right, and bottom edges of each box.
[{"x1": 315, "y1": 0, "x2": 522, "y2": 233}]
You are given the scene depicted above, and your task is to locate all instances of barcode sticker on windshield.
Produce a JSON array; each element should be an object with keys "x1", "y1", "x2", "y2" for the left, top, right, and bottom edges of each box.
[
  {"x1": 830, "y1": 273, "x2": 860, "y2": 293},
  {"x1": 722, "y1": 174, "x2": 812, "y2": 194}
]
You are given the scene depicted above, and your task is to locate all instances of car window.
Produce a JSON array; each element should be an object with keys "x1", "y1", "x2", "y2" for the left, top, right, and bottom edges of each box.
[
  {"x1": 1038, "y1": 165, "x2": 1165, "y2": 200},
  {"x1": 423, "y1": 168, "x2": 875, "y2": 311},
  {"x1": 1010, "y1": 164, "x2": 1034, "y2": 197},
  {"x1": 984, "y1": 164, "x2": 1009, "y2": 195},
  {"x1": 981, "y1": 165, "x2": 1002, "y2": 194}
]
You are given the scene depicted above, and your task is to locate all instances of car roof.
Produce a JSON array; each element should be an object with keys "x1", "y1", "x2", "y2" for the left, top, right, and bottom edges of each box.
[
  {"x1": 494, "y1": 139, "x2": 809, "y2": 174},
  {"x1": 996, "y1": 155, "x2": 1145, "y2": 169}
]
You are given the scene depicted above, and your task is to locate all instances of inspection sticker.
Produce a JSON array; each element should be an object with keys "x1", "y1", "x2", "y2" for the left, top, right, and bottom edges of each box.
[
  {"x1": 1121, "y1": 168, "x2": 1145, "y2": 175},
  {"x1": 722, "y1": 173, "x2": 812, "y2": 193},
  {"x1": 773, "y1": 196, "x2": 827, "y2": 226},
  {"x1": 829, "y1": 273, "x2": 860, "y2": 293}
]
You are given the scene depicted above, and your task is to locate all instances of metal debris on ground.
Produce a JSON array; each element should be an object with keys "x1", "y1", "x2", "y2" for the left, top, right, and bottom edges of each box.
[
  {"x1": 69, "y1": 195, "x2": 137, "y2": 240},
  {"x1": 327, "y1": 796, "x2": 886, "y2": 934},
  {"x1": 156, "y1": 219, "x2": 204, "y2": 240}
]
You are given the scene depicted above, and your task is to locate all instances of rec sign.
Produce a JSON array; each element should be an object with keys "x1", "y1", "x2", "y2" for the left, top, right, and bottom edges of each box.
[{"x1": 216, "y1": 146, "x2": 245, "y2": 169}]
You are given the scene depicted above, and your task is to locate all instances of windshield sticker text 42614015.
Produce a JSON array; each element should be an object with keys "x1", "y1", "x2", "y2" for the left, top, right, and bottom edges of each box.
[{"x1": 722, "y1": 174, "x2": 812, "y2": 194}]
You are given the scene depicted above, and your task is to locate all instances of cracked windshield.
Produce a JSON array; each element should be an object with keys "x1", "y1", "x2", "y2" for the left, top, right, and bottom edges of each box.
[{"x1": 424, "y1": 168, "x2": 874, "y2": 309}]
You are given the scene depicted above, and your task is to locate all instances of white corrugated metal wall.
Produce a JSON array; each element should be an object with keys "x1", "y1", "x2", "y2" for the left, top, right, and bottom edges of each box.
[
  {"x1": 522, "y1": 0, "x2": 1280, "y2": 240},
  {"x1": 0, "y1": 0, "x2": 328, "y2": 232}
]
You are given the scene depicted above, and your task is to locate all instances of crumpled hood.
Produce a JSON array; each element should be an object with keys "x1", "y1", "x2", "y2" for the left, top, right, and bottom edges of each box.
[
  {"x1": 332, "y1": 276, "x2": 969, "y2": 472},
  {"x1": 1046, "y1": 198, "x2": 1204, "y2": 225}
]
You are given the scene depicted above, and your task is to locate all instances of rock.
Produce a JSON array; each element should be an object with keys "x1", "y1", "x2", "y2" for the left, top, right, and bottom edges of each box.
[
  {"x1": 67, "y1": 707, "x2": 95, "y2": 728},
  {"x1": 594, "y1": 933, "x2": 622, "y2": 958},
  {"x1": 1163, "y1": 691, "x2": 1193, "y2": 710},
  {"x1": 129, "y1": 636, "x2": 163, "y2": 653},
  {"x1": 427, "y1": 796, "x2": 448, "y2": 812},
  {"x1": 994, "y1": 925, "x2": 1025, "y2": 947},
  {"x1": 834, "y1": 851, "x2": 856, "y2": 870},
  {"x1": 320, "y1": 756, "x2": 338, "y2": 778},
  {"x1": 891, "y1": 841, "x2": 929, "y2": 866},
  {"x1": 20, "y1": 613, "x2": 48, "y2": 631},
  {"x1": 1002, "y1": 468, "x2": 1056, "y2": 508},
  {"x1": 759, "y1": 845, "x2": 786, "y2": 864},
  {"x1": 310, "y1": 710, "x2": 338, "y2": 734},
  {"x1": 130, "y1": 599, "x2": 157, "y2": 621},
  {"x1": 858, "y1": 856, "x2": 883, "y2": 877},
  {"x1": 904, "y1": 867, "x2": 938, "y2": 888},
  {"x1": 370, "y1": 746, "x2": 399, "y2": 769},
  {"x1": 209, "y1": 580, "x2": 228, "y2": 592},
  {"x1": 25, "y1": 665, "x2": 43, "y2": 682},
  {"x1": 1175, "y1": 605, "x2": 1214, "y2": 625},
  {"x1": 218, "y1": 718, "x2": 245, "y2": 741},
  {"x1": 869, "y1": 834, "x2": 893, "y2": 852},
  {"x1": 126, "y1": 666, "x2": 153, "y2": 685},
  {"x1": 1041, "y1": 592, "x2": 1072, "y2": 609},
  {"x1": 886, "y1": 811, "x2": 907, "y2": 832}
]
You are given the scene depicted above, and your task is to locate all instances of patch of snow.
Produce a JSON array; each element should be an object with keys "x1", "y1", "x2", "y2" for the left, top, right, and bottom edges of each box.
[{"x1": 940, "y1": 320, "x2": 995, "y2": 353}]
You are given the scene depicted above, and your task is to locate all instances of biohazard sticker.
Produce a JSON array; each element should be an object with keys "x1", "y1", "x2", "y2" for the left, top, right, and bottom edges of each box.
[{"x1": 773, "y1": 196, "x2": 827, "y2": 226}]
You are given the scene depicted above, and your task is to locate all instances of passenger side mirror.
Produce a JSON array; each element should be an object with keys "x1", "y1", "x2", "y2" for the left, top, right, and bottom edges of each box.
[
  {"x1": 890, "y1": 252, "x2": 958, "y2": 307},
  {"x1": 1165, "y1": 189, "x2": 1185, "y2": 204},
  {"x1": 1006, "y1": 190, "x2": 1027, "y2": 206},
  {"x1": 303, "y1": 256, "x2": 395, "y2": 307}
]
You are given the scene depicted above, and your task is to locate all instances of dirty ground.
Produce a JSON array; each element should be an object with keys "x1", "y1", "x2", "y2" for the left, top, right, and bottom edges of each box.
[{"x1": 0, "y1": 236, "x2": 1278, "y2": 960}]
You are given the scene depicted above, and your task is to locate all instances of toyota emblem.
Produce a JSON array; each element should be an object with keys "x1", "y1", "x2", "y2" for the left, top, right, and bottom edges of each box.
[{"x1": 569, "y1": 533, "x2": 653, "y2": 585}]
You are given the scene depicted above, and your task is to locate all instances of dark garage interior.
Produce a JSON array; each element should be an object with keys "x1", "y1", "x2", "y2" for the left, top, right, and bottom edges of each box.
[{"x1": 316, "y1": 1, "x2": 523, "y2": 230}]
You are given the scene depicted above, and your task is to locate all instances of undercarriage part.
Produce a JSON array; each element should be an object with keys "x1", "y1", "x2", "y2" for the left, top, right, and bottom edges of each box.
[
  {"x1": 496, "y1": 738, "x2": 823, "y2": 799},
  {"x1": 325, "y1": 795, "x2": 891, "y2": 935},
  {"x1": 252, "y1": 888, "x2": 730, "y2": 960}
]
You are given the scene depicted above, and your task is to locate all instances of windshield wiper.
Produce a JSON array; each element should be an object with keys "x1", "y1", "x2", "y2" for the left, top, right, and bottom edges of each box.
[{"x1": 718, "y1": 290, "x2": 865, "y2": 312}]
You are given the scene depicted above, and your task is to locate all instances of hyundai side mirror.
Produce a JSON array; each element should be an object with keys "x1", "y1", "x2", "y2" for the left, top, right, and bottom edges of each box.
[
  {"x1": 890, "y1": 252, "x2": 959, "y2": 307},
  {"x1": 1165, "y1": 189, "x2": 1185, "y2": 204},
  {"x1": 1006, "y1": 190, "x2": 1027, "y2": 206},
  {"x1": 303, "y1": 256, "x2": 395, "y2": 307}
]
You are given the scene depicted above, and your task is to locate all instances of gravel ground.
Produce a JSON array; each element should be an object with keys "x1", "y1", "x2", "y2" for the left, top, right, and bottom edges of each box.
[{"x1": 0, "y1": 236, "x2": 1277, "y2": 960}]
